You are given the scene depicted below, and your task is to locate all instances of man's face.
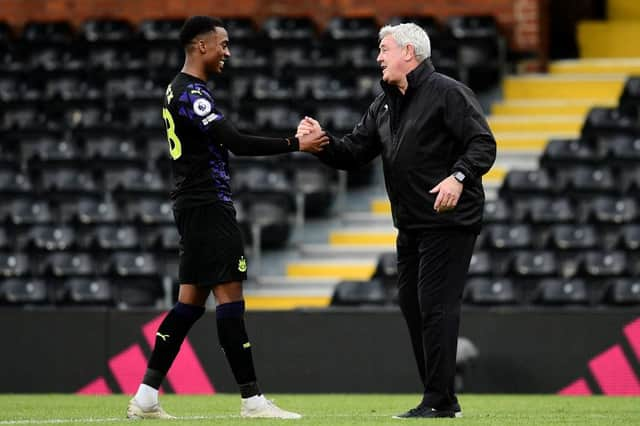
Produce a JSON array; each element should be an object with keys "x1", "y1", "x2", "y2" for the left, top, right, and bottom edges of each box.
[
  {"x1": 377, "y1": 34, "x2": 408, "y2": 86},
  {"x1": 201, "y1": 27, "x2": 230, "y2": 74}
]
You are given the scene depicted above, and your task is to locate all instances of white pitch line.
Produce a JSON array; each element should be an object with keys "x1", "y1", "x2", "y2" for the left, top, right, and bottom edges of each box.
[
  {"x1": 0, "y1": 416, "x2": 236, "y2": 425},
  {"x1": 0, "y1": 413, "x2": 394, "y2": 424}
]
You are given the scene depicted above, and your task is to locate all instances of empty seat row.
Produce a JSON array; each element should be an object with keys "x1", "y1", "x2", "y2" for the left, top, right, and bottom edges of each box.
[
  {"x1": 0, "y1": 276, "x2": 164, "y2": 307},
  {"x1": 484, "y1": 197, "x2": 640, "y2": 224},
  {"x1": 500, "y1": 167, "x2": 640, "y2": 198},
  {"x1": 372, "y1": 250, "x2": 640, "y2": 280},
  {"x1": 330, "y1": 277, "x2": 640, "y2": 307}
]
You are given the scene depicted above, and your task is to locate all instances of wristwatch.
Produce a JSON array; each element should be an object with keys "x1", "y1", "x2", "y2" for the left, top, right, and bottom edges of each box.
[{"x1": 452, "y1": 171, "x2": 466, "y2": 183}]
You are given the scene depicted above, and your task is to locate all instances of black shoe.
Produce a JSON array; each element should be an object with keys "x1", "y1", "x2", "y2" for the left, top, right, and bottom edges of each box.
[{"x1": 392, "y1": 405, "x2": 455, "y2": 419}]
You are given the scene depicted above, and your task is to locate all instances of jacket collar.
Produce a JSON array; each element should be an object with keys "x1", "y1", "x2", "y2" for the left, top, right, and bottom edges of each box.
[{"x1": 380, "y1": 58, "x2": 435, "y2": 96}]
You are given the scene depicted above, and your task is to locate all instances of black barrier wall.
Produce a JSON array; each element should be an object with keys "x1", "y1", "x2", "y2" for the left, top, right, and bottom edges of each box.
[{"x1": 1, "y1": 308, "x2": 638, "y2": 394}]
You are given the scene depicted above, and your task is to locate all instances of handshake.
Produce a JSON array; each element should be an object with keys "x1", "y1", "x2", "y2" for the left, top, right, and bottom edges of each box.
[{"x1": 296, "y1": 116, "x2": 329, "y2": 154}]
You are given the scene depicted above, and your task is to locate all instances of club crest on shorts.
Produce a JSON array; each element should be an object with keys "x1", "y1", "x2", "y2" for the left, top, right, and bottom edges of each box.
[{"x1": 238, "y1": 256, "x2": 247, "y2": 272}]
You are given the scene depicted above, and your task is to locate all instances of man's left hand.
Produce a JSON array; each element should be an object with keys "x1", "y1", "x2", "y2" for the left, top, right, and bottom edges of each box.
[{"x1": 429, "y1": 176, "x2": 463, "y2": 213}]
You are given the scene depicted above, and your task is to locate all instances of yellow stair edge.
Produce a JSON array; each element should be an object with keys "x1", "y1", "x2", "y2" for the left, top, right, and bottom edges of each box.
[
  {"x1": 492, "y1": 99, "x2": 617, "y2": 116},
  {"x1": 503, "y1": 75, "x2": 625, "y2": 100},
  {"x1": 488, "y1": 115, "x2": 584, "y2": 133},
  {"x1": 330, "y1": 231, "x2": 396, "y2": 245},
  {"x1": 550, "y1": 58, "x2": 640, "y2": 74},
  {"x1": 244, "y1": 296, "x2": 331, "y2": 310},
  {"x1": 286, "y1": 263, "x2": 375, "y2": 280},
  {"x1": 494, "y1": 131, "x2": 579, "y2": 150}
]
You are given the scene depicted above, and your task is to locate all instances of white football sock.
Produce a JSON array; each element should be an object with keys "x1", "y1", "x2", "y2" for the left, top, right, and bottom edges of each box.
[{"x1": 134, "y1": 384, "x2": 159, "y2": 409}]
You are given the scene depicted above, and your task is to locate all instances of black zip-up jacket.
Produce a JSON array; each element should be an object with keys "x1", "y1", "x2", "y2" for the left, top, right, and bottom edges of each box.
[{"x1": 316, "y1": 59, "x2": 496, "y2": 232}]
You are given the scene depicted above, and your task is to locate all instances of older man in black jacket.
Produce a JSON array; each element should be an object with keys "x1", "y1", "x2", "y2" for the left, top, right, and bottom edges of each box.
[{"x1": 298, "y1": 23, "x2": 496, "y2": 418}]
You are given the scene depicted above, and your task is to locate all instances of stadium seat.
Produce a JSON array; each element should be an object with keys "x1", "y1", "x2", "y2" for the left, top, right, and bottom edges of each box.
[
  {"x1": 7, "y1": 199, "x2": 53, "y2": 225},
  {"x1": 105, "y1": 168, "x2": 167, "y2": 198},
  {"x1": 81, "y1": 19, "x2": 134, "y2": 42},
  {"x1": 330, "y1": 279, "x2": 387, "y2": 306},
  {"x1": 232, "y1": 161, "x2": 291, "y2": 193},
  {"x1": 61, "y1": 198, "x2": 120, "y2": 225},
  {"x1": 106, "y1": 252, "x2": 158, "y2": 277},
  {"x1": 0, "y1": 171, "x2": 33, "y2": 196},
  {"x1": 0, "y1": 76, "x2": 19, "y2": 102},
  {"x1": 485, "y1": 224, "x2": 533, "y2": 250},
  {"x1": 580, "y1": 251, "x2": 627, "y2": 277},
  {"x1": 618, "y1": 77, "x2": 640, "y2": 117},
  {"x1": 540, "y1": 138, "x2": 605, "y2": 170},
  {"x1": 22, "y1": 21, "x2": 73, "y2": 43},
  {"x1": 0, "y1": 228, "x2": 9, "y2": 250},
  {"x1": 0, "y1": 278, "x2": 47, "y2": 304},
  {"x1": 500, "y1": 170, "x2": 554, "y2": 199},
  {"x1": 40, "y1": 168, "x2": 99, "y2": 197},
  {"x1": 138, "y1": 19, "x2": 183, "y2": 41},
  {"x1": 127, "y1": 198, "x2": 173, "y2": 225},
  {"x1": 41, "y1": 252, "x2": 95, "y2": 277},
  {"x1": 467, "y1": 251, "x2": 493, "y2": 276},
  {"x1": 584, "y1": 197, "x2": 637, "y2": 224},
  {"x1": 583, "y1": 107, "x2": 638, "y2": 139},
  {"x1": 386, "y1": 16, "x2": 441, "y2": 40},
  {"x1": 224, "y1": 17, "x2": 260, "y2": 41},
  {"x1": 325, "y1": 17, "x2": 379, "y2": 41},
  {"x1": 0, "y1": 21, "x2": 12, "y2": 43},
  {"x1": 84, "y1": 225, "x2": 140, "y2": 251},
  {"x1": 534, "y1": 278, "x2": 589, "y2": 306},
  {"x1": 510, "y1": 251, "x2": 558, "y2": 277},
  {"x1": 1, "y1": 104, "x2": 44, "y2": 131},
  {"x1": 22, "y1": 137, "x2": 82, "y2": 167},
  {"x1": 517, "y1": 197, "x2": 575, "y2": 224},
  {"x1": 262, "y1": 17, "x2": 316, "y2": 41},
  {"x1": 84, "y1": 134, "x2": 142, "y2": 165},
  {"x1": 621, "y1": 167, "x2": 640, "y2": 194},
  {"x1": 560, "y1": 166, "x2": 615, "y2": 196},
  {"x1": 617, "y1": 224, "x2": 640, "y2": 250},
  {"x1": 315, "y1": 105, "x2": 364, "y2": 133},
  {"x1": 0, "y1": 253, "x2": 29, "y2": 277},
  {"x1": 606, "y1": 136, "x2": 640, "y2": 166},
  {"x1": 145, "y1": 45, "x2": 183, "y2": 71},
  {"x1": 372, "y1": 252, "x2": 398, "y2": 292},
  {"x1": 241, "y1": 195, "x2": 293, "y2": 248},
  {"x1": 291, "y1": 165, "x2": 336, "y2": 217},
  {"x1": 464, "y1": 277, "x2": 517, "y2": 305},
  {"x1": 445, "y1": 15, "x2": 502, "y2": 89},
  {"x1": 547, "y1": 224, "x2": 598, "y2": 250},
  {"x1": 255, "y1": 105, "x2": 299, "y2": 131},
  {"x1": 482, "y1": 199, "x2": 511, "y2": 223},
  {"x1": 604, "y1": 278, "x2": 640, "y2": 305},
  {"x1": 145, "y1": 226, "x2": 180, "y2": 251},
  {"x1": 114, "y1": 277, "x2": 163, "y2": 307},
  {"x1": 23, "y1": 225, "x2": 75, "y2": 251},
  {"x1": 60, "y1": 277, "x2": 113, "y2": 305}
]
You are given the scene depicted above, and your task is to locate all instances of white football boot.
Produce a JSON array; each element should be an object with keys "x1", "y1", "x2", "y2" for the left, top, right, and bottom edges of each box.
[
  {"x1": 127, "y1": 398, "x2": 176, "y2": 420},
  {"x1": 240, "y1": 395, "x2": 302, "y2": 419}
]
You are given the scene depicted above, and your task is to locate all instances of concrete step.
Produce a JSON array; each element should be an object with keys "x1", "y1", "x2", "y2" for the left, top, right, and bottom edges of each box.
[{"x1": 300, "y1": 243, "x2": 394, "y2": 257}]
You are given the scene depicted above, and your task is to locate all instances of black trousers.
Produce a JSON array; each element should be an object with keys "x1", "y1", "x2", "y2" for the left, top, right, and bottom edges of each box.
[{"x1": 396, "y1": 228, "x2": 476, "y2": 409}]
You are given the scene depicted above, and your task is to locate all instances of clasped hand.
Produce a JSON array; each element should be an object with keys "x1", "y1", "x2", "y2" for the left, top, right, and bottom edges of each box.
[{"x1": 297, "y1": 116, "x2": 329, "y2": 153}]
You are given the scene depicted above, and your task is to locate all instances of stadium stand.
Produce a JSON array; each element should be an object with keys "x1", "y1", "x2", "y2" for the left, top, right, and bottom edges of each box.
[{"x1": 1, "y1": 12, "x2": 639, "y2": 311}]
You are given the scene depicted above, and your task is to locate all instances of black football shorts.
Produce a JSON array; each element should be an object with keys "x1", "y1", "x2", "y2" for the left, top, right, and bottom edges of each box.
[{"x1": 173, "y1": 202, "x2": 248, "y2": 286}]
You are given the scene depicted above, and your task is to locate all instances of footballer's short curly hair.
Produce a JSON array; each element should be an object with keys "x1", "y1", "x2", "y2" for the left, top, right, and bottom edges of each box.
[{"x1": 179, "y1": 16, "x2": 225, "y2": 47}]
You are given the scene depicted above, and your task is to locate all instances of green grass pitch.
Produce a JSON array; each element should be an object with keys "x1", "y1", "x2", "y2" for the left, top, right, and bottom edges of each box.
[{"x1": 0, "y1": 394, "x2": 638, "y2": 425}]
